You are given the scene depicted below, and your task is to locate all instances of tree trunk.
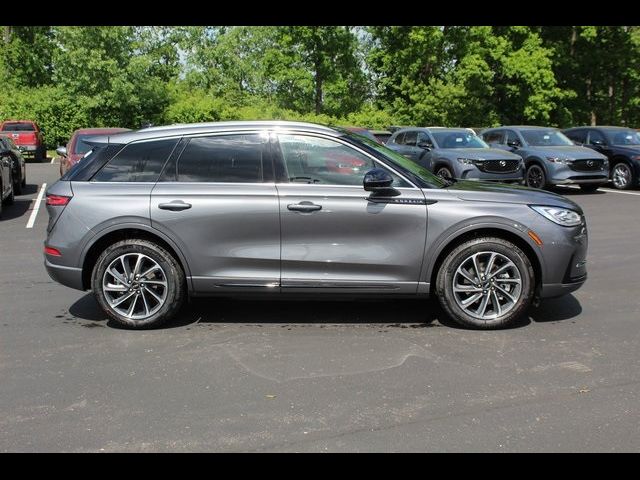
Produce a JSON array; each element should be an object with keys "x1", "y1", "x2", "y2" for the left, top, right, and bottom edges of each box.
[
  {"x1": 314, "y1": 55, "x2": 323, "y2": 114},
  {"x1": 3, "y1": 26, "x2": 12, "y2": 44}
]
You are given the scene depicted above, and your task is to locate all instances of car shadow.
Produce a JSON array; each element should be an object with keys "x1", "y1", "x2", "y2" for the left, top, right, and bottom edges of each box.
[
  {"x1": 0, "y1": 197, "x2": 33, "y2": 221},
  {"x1": 67, "y1": 292, "x2": 583, "y2": 331}
]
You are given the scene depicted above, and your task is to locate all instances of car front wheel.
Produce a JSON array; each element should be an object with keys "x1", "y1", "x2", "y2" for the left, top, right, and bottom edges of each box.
[
  {"x1": 611, "y1": 162, "x2": 634, "y2": 190},
  {"x1": 525, "y1": 164, "x2": 547, "y2": 189},
  {"x1": 91, "y1": 239, "x2": 186, "y2": 329},
  {"x1": 436, "y1": 237, "x2": 535, "y2": 329}
]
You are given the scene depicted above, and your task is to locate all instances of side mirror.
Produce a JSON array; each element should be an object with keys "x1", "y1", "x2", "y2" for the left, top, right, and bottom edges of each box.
[
  {"x1": 56, "y1": 146, "x2": 67, "y2": 157},
  {"x1": 363, "y1": 168, "x2": 400, "y2": 197},
  {"x1": 417, "y1": 141, "x2": 432, "y2": 150},
  {"x1": 507, "y1": 141, "x2": 520, "y2": 149},
  {"x1": 591, "y1": 140, "x2": 605, "y2": 147}
]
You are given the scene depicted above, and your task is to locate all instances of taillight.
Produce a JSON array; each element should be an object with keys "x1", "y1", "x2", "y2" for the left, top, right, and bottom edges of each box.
[
  {"x1": 46, "y1": 194, "x2": 72, "y2": 206},
  {"x1": 44, "y1": 246, "x2": 62, "y2": 257}
]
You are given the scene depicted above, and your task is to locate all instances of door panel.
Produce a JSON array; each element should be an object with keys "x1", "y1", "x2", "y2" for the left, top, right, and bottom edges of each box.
[
  {"x1": 151, "y1": 183, "x2": 280, "y2": 292},
  {"x1": 277, "y1": 185, "x2": 428, "y2": 293}
]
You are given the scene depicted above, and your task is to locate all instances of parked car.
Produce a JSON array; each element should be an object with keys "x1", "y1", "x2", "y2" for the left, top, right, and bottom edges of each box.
[
  {"x1": 386, "y1": 127, "x2": 524, "y2": 183},
  {"x1": 44, "y1": 121, "x2": 588, "y2": 331},
  {"x1": 58, "y1": 127, "x2": 130, "y2": 176},
  {"x1": 481, "y1": 126, "x2": 609, "y2": 192},
  {"x1": 563, "y1": 126, "x2": 640, "y2": 190},
  {"x1": 0, "y1": 134, "x2": 27, "y2": 195},
  {"x1": 0, "y1": 120, "x2": 46, "y2": 162},
  {"x1": 342, "y1": 127, "x2": 391, "y2": 145},
  {"x1": 0, "y1": 144, "x2": 15, "y2": 217}
]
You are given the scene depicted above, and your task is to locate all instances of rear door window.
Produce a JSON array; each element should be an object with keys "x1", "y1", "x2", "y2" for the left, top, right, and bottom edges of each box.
[
  {"x1": 483, "y1": 130, "x2": 504, "y2": 144},
  {"x1": 92, "y1": 139, "x2": 178, "y2": 182},
  {"x1": 168, "y1": 134, "x2": 269, "y2": 183},
  {"x1": 565, "y1": 129, "x2": 587, "y2": 144}
]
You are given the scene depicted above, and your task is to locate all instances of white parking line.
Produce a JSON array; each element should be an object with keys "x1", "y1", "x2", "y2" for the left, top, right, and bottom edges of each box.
[
  {"x1": 50, "y1": 157, "x2": 55, "y2": 164},
  {"x1": 26, "y1": 183, "x2": 47, "y2": 229},
  {"x1": 600, "y1": 188, "x2": 640, "y2": 196}
]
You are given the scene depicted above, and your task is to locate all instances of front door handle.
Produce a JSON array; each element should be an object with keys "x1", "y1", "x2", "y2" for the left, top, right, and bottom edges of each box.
[
  {"x1": 159, "y1": 201, "x2": 192, "y2": 211},
  {"x1": 287, "y1": 201, "x2": 322, "y2": 213}
]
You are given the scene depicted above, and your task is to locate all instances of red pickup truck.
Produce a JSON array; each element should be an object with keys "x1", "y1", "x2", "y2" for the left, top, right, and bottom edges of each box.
[{"x1": 0, "y1": 120, "x2": 46, "y2": 161}]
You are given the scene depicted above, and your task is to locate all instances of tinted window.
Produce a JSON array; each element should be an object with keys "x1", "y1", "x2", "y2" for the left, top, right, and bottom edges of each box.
[
  {"x1": 588, "y1": 130, "x2": 607, "y2": 145},
  {"x1": 73, "y1": 134, "x2": 97, "y2": 154},
  {"x1": 1, "y1": 122, "x2": 35, "y2": 131},
  {"x1": 417, "y1": 131, "x2": 432, "y2": 145},
  {"x1": 431, "y1": 130, "x2": 489, "y2": 149},
  {"x1": 603, "y1": 129, "x2": 640, "y2": 145},
  {"x1": 393, "y1": 132, "x2": 406, "y2": 145},
  {"x1": 93, "y1": 139, "x2": 177, "y2": 182},
  {"x1": 483, "y1": 131, "x2": 504, "y2": 144},
  {"x1": 404, "y1": 131, "x2": 418, "y2": 147},
  {"x1": 175, "y1": 135, "x2": 266, "y2": 183},
  {"x1": 278, "y1": 134, "x2": 409, "y2": 187},
  {"x1": 565, "y1": 129, "x2": 587, "y2": 144},
  {"x1": 505, "y1": 130, "x2": 521, "y2": 146}
]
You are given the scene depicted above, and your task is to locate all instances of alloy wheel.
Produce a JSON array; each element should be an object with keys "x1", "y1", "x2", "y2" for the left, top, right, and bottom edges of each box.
[
  {"x1": 526, "y1": 165, "x2": 544, "y2": 188},
  {"x1": 102, "y1": 253, "x2": 168, "y2": 320},
  {"x1": 612, "y1": 163, "x2": 632, "y2": 189},
  {"x1": 452, "y1": 251, "x2": 523, "y2": 320}
]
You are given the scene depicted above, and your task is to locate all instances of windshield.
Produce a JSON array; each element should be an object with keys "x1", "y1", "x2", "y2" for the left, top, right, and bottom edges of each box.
[
  {"x1": 340, "y1": 130, "x2": 447, "y2": 188},
  {"x1": 2, "y1": 122, "x2": 35, "y2": 132},
  {"x1": 431, "y1": 130, "x2": 489, "y2": 149},
  {"x1": 603, "y1": 129, "x2": 640, "y2": 146},
  {"x1": 521, "y1": 129, "x2": 573, "y2": 147},
  {"x1": 73, "y1": 134, "x2": 96, "y2": 154}
]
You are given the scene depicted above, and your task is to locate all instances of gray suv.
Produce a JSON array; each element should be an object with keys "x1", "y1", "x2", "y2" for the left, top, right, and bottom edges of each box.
[
  {"x1": 481, "y1": 126, "x2": 609, "y2": 192},
  {"x1": 386, "y1": 127, "x2": 524, "y2": 183},
  {"x1": 44, "y1": 121, "x2": 588, "y2": 330}
]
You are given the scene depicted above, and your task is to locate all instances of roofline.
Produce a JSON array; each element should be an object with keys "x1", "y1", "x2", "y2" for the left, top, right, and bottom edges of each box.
[{"x1": 84, "y1": 120, "x2": 340, "y2": 145}]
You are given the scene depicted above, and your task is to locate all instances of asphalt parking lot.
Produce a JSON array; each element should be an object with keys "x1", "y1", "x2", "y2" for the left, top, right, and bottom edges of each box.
[{"x1": 1, "y1": 162, "x2": 639, "y2": 452}]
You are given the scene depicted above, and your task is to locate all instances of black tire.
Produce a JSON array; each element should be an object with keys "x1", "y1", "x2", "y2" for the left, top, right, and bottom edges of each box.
[
  {"x1": 35, "y1": 147, "x2": 46, "y2": 163},
  {"x1": 436, "y1": 166, "x2": 454, "y2": 181},
  {"x1": 12, "y1": 160, "x2": 23, "y2": 195},
  {"x1": 435, "y1": 237, "x2": 535, "y2": 329},
  {"x1": 91, "y1": 238, "x2": 186, "y2": 329},
  {"x1": 610, "y1": 161, "x2": 634, "y2": 190},
  {"x1": 525, "y1": 164, "x2": 547, "y2": 189},
  {"x1": 579, "y1": 184, "x2": 600, "y2": 193}
]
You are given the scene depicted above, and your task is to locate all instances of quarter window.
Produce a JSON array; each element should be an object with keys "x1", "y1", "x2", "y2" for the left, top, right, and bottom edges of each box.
[
  {"x1": 93, "y1": 139, "x2": 178, "y2": 182},
  {"x1": 277, "y1": 134, "x2": 409, "y2": 187},
  {"x1": 173, "y1": 135, "x2": 267, "y2": 183}
]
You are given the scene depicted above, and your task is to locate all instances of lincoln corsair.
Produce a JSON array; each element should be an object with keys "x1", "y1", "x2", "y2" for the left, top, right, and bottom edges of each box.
[{"x1": 44, "y1": 121, "x2": 588, "y2": 330}]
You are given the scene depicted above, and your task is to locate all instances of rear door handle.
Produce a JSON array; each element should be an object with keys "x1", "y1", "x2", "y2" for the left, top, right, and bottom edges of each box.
[
  {"x1": 287, "y1": 202, "x2": 322, "y2": 213},
  {"x1": 159, "y1": 201, "x2": 192, "y2": 211}
]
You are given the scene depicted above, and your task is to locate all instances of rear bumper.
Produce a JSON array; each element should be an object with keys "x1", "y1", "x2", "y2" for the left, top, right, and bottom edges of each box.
[
  {"x1": 18, "y1": 145, "x2": 37, "y2": 152},
  {"x1": 45, "y1": 258, "x2": 84, "y2": 291}
]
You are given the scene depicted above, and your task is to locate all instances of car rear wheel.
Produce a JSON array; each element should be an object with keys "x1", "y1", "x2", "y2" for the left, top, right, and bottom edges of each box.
[
  {"x1": 611, "y1": 162, "x2": 634, "y2": 190},
  {"x1": 91, "y1": 239, "x2": 186, "y2": 329},
  {"x1": 435, "y1": 237, "x2": 535, "y2": 329},
  {"x1": 525, "y1": 164, "x2": 547, "y2": 189}
]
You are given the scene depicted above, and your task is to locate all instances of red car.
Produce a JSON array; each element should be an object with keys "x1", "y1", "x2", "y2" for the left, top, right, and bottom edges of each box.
[
  {"x1": 0, "y1": 120, "x2": 46, "y2": 162},
  {"x1": 58, "y1": 128, "x2": 130, "y2": 176}
]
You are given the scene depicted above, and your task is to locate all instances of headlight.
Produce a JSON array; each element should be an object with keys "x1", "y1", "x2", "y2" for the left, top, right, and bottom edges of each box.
[
  {"x1": 546, "y1": 156, "x2": 573, "y2": 164},
  {"x1": 457, "y1": 158, "x2": 475, "y2": 165},
  {"x1": 530, "y1": 205, "x2": 582, "y2": 227}
]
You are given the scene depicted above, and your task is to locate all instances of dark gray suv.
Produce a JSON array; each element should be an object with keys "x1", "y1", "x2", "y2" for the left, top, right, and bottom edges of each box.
[{"x1": 44, "y1": 121, "x2": 588, "y2": 330}]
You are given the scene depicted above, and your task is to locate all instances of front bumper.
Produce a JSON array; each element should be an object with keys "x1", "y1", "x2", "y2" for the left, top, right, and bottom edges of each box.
[
  {"x1": 540, "y1": 275, "x2": 586, "y2": 298},
  {"x1": 459, "y1": 168, "x2": 524, "y2": 183},
  {"x1": 45, "y1": 258, "x2": 84, "y2": 291}
]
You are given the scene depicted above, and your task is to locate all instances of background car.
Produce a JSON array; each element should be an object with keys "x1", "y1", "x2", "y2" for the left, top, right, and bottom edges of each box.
[
  {"x1": 0, "y1": 145, "x2": 15, "y2": 217},
  {"x1": 563, "y1": 126, "x2": 640, "y2": 190},
  {"x1": 385, "y1": 127, "x2": 524, "y2": 183},
  {"x1": 342, "y1": 127, "x2": 390, "y2": 145},
  {"x1": 58, "y1": 127, "x2": 130, "y2": 176},
  {"x1": 481, "y1": 126, "x2": 609, "y2": 192},
  {"x1": 0, "y1": 120, "x2": 46, "y2": 162},
  {"x1": 0, "y1": 135, "x2": 26, "y2": 195}
]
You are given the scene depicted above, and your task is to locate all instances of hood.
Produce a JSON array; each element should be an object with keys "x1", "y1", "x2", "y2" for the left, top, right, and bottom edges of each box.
[
  {"x1": 436, "y1": 147, "x2": 522, "y2": 160},
  {"x1": 524, "y1": 145, "x2": 607, "y2": 160},
  {"x1": 445, "y1": 180, "x2": 582, "y2": 213},
  {"x1": 609, "y1": 145, "x2": 640, "y2": 156}
]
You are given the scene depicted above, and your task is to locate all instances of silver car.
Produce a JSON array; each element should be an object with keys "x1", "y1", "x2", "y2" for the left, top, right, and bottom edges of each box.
[
  {"x1": 481, "y1": 126, "x2": 609, "y2": 192},
  {"x1": 386, "y1": 127, "x2": 524, "y2": 183},
  {"x1": 44, "y1": 121, "x2": 588, "y2": 330}
]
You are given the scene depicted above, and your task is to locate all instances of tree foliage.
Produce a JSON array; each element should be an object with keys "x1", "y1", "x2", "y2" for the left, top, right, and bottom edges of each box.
[{"x1": 1, "y1": 26, "x2": 639, "y2": 149}]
